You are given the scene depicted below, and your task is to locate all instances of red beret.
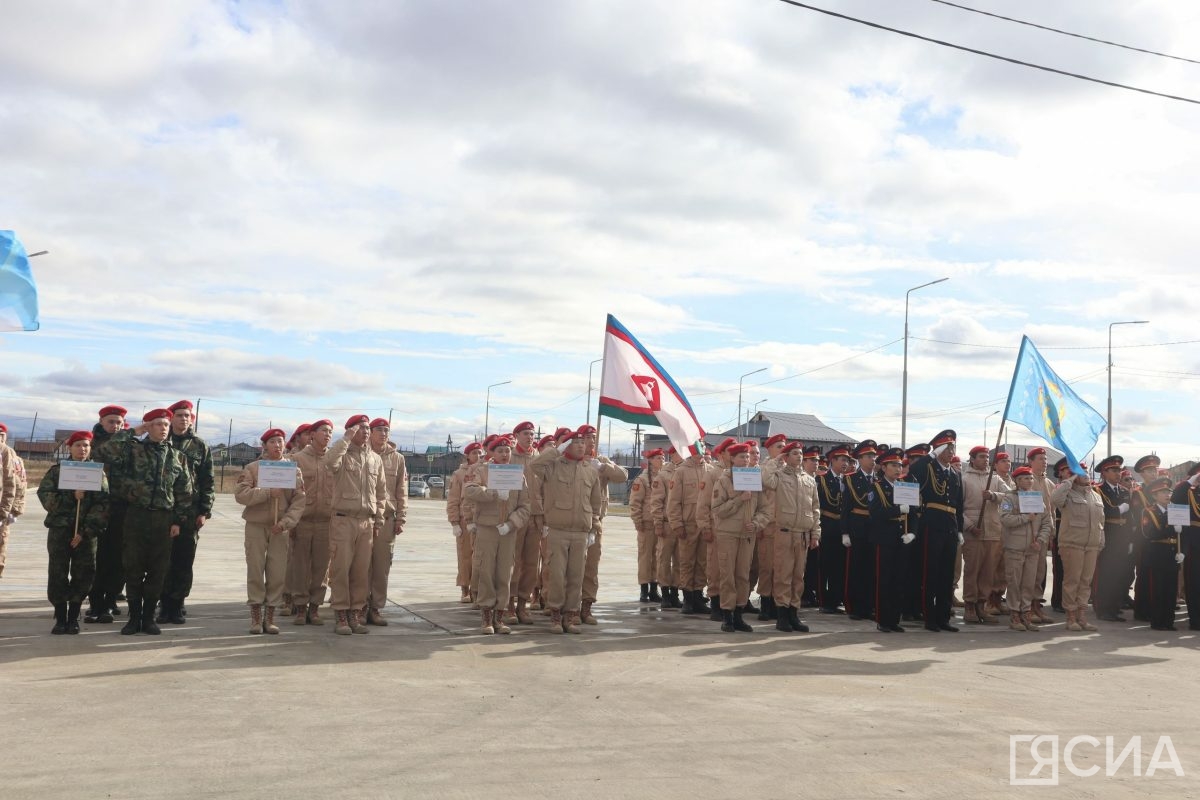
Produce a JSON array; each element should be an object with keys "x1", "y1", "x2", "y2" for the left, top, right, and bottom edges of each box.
[
  {"x1": 950, "y1": 455, "x2": 961, "y2": 464},
  {"x1": 969, "y1": 446, "x2": 989, "y2": 457},
  {"x1": 260, "y1": 428, "x2": 286, "y2": 443},
  {"x1": 1012, "y1": 465, "x2": 1033, "y2": 478},
  {"x1": 143, "y1": 408, "x2": 172, "y2": 423},
  {"x1": 576, "y1": 424, "x2": 597, "y2": 437},
  {"x1": 168, "y1": 400, "x2": 194, "y2": 413},
  {"x1": 727, "y1": 443, "x2": 751, "y2": 457},
  {"x1": 464, "y1": 442, "x2": 483, "y2": 454},
  {"x1": 368, "y1": 418, "x2": 389, "y2": 429},
  {"x1": 763, "y1": 434, "x2": 787, "y2": 448},
  {"x1": 0, "y1": 422, "x2": 6, "y2": 434},
  {"x1": 666, "y1": 445, "x2": 677, "y2": 455},
  {"x1": 482, "y1": 434, "x2": 499, "y2": 447},
  {"x1": 535, "y1": 435, "x2": 554, "y2": 449},
  {"x1": 290, "y1": 423, "x2": 311, "y2": 439},
  {"x1": 1027, "y1": 447, "x2": 1047, "y2": 459},
  {"x1": 743, "y1": 440, "x2": 759, "y2": 448},
  {"x1": 712, "y1": 437, "x2": 737, "y2": 456},
  {"x1": 310, "y1": 419, "x2": 333, "y2": 431},
  {"x1": 344, "y1": 414, "x2": 369, "y2": 430},
  {"x1": 780, "y1": 441, "x2": 803, "y2": 455},
  {"x1": 994, "y1": 451, "x2": 1009, "y2": 462},
  {"x1": 487, "y1": 435, "x2": 514, "y2": 451},
  {"x1": 512, "y1": 421, "x2": 535, "y2": 435},
  {"x1": 98, "y1": 405, "x2": 127, "y2": 419},
  {"x1": 644, "y1": 448, "x2": 664, "y2": 459},
  {"x1": 65, "y1": 431, "x2": 93, "y2": 447},
  {"x1": 553, "y1": 426, "x2": 573, "y2": 442}
]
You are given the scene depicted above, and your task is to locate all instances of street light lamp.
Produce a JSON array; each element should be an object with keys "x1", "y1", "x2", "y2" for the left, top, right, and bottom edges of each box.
[
  {"x1": 737, "y1": 368, "x2": 767, "y2": 437},
  {"x1": 484, "y1": 380, "x2": 511, "y2": 438},
  {"x1": 586, "y1": 358, "x2": 604, "y2": 423},
  {"x1": 901, "y1": 277, "x2": 949, "y2": 450},
  {"x1": 749, "y1": 398, "x2": 767, "y2": 432},
  {"x1": 1107, "y1": 320, "x2": 1149, "y2": 457},
  {"x1": 984, "y1": 409, "x2": 1000, "y2": 447}
]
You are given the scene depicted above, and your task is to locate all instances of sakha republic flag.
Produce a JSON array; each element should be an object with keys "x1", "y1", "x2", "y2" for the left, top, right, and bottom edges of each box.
[
  {"x1": 0, "y1": 230, "x2": 40, "y2": 332},
  {"x1": 598, "y1": 314, "x2": 705, "y2": 455}
]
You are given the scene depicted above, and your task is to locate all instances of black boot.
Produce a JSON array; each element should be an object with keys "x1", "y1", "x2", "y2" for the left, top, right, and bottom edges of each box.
[
  {"x1": 721, "y1": 609, "x2": 736, "y2": 633},
  {"x1": 775, "y1": 607, "x2": 793, "y2": 632},
  {"x1": 789, "y1": 606, "x2": 809, "y2": 633},
  {"x1": 648, "y1": 582, "x2": 661, "y2": 602},
  {"x1": 660, "y1": 588, "x2": 673, "y2": 610},
  {"x1": 669, "y1": 588, "x2": 683, "y2": 609},
  {"x1": 680, "y1": 589, "x2": 699, "y2": 615},
  {"x1": 51, "y1": 604, "x2": 68, "y2": 635},
  {"x1": 179, "y1": 600, "x2": 188, "y2": 619},
  {"x1": 66, "y1": 601, "x2": 82, "y2": 634},
  {"x1": 758, "y1": 597, "x2": 774, "y2": 621},
  {"x1": 95, "y1": 594, "x2": 114, "y2": 624},
  {"x1": 709, "y1": 595, "x2": 723, "y2": 621},
  {"x1": 168, "y1": 598, "x2": 186, "y2": 625},
  {"x1": 733, "y1": 609, "x2": 754, "y2": 633},
  {"x1": 639, "y1": 583, "x2": 650, "y2": 603},
  {"x1": 121, "y1": 598, "x2": 142, "y2": 635},
  {"x1": 84, "y1": 594, "x2": 100, "y2": 623},
  {"x1": 155, "y1": 598, "x2": 170, "y2": 625},
  {"x1": 142, "y1": 601, "x2": 162, "y2": 635},
  {"x1": 694, "y1": 593, "x2": 710, "y2": 613}
]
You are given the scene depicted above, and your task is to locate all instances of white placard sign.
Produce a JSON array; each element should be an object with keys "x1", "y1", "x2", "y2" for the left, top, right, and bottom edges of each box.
[
  {"x1": 58, "y1": 461, "x2": 104, "y2": 492},
  {"x1": 1018, "y1": 491, "x2": 1045, "y2": 514},
  {"x1": 1168, "y1": 504, "x2": 1191, "y2": 527},
  {"x1": 258, "y1": 460, "x2": 298, "y2": 490},
  {"x1": 732, "y1": 467, "x2": 762, "y2": 492},
  {"x1": 487, "y1": 464, "x2": 526, "y2": 493},
  {"x1": 893, "y1": 481, "x2": 920, "y2": 507}
]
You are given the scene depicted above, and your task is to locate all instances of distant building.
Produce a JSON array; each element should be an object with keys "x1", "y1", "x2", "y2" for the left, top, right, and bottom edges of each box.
[{"x1": 642, "y1": 411, "x2": 853, "y2": 457}]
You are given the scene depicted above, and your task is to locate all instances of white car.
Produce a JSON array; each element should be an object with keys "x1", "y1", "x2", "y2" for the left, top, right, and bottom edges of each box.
[
  {"x1": 427, "y1": 476, "x2": 444, "y2": 489},
  {"x1": 408, "y1": 480, "x2": 430, "y2": 498}
]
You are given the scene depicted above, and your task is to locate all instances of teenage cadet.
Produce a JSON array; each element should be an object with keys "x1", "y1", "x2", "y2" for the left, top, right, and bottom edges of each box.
[
  {"x1": 701, "y1": 439, "x2": 735, "y2": 621},
  {"x1": 998, "y1": 466, "x2": 1053, "y2": 631},
  {"x1": 816, "y1": 444, "x2": 851, "y2": 615},
  {"x1": 86, "y1": 405, "x2": 129, "y2": 622},
  {"x1": 96, "y1": 409, "x2": 194, "y2": 636},
  {"x1": 38, "y1": 431, "x2": 109, "y2": 634},
  {"x1": 1139, "y1": 477, "x2": 1181, "y2": 631},
  {"x1": 579, "y1": 425, "x2": 628, "y2": 625},
  {"x1": 868, "y1": 448, "x2": 912, "y2": 633},
  {"x1": 324, "y1": 415, "x2": 387, "y2": 636},
  {"x1": 465, "y1": 435, "x2": 532, "y2": 634},
  {"x1": 841, "y1": 440, "x2": 877, "y2": 621},
  {"x1": 290, "y1": 419, "x2": 334, "y2": 624},
  {"x1": 771, "y1": 441, "x2": 820, "y2": 633},
  {"x1": 754, "y1": 434, "x2": 788, "y2": 620},
  {"x1": 667, "y1": 444, "x2": 708, "y2": 615},
  {"x1": 447, "y1": 442, "x2": 484, "y2": 603},
  {"x1": 629, "y1": 448, "x2": 664, "y2": 603},
  {"x1": 366, "y1": 418, "x2": 407, "y2": 626},
  {"x1": 713, "y1": 443, "x2": 771, "y2": 632},
  {"x1": 505, "y1": 421, "x2": 540, "y2": 624},
  {"x1": 1052, "y1": 463, "x2": 1104, "y2": 632},
  {"x1": 1090, "y1": 455, "x2": 1132, "y2": 622},
  {"x1": 961, "y1": 446, "x2": 1006, "y2": 625},
  {"x1": 532, "y1": 433, "x2": 558, "y2": 609},
  {"x1": 1130, "y1": 454, "x2": 1162, "y2": 622},
  {"x1": 799, "y1": 446, "x2": 823, "y2": 608},
  {"x1": 1170, "y1": 467, "x2": 1200, "y2": 630},
  {"x1": 909, "y1": 430, "x2": 964, "y2": 632},
  {"x1": 652, "y1": 446, "x2": 683, "y2": 610},
  {"x1": 159, "y1": 399, "x2": 215, "y2": 626},
  {"x1": 236, "y1": 428, "x2": 306, "y2": 634}
]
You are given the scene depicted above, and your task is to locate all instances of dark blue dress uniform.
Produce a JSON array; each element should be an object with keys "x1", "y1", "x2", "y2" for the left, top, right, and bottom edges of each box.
[
  {"x1": 816, "y1": 446, "x2": 850, "y2": 613},
  {"x1": 909, "y1": 430, "x2": 963, "y2": 631},
  {"x1": 841, "y1": 440, "x2": 878, "y2": 620},
  {"x1": 868, "y1": 449, "x2": 909, "y2": 632},
  {"x1": 1092, "y1": 456, "x2": 1132, "y2": 621},
  {"x1": 1139, "y1": 479, "x2": 1179, "y2": 631},
  {"x1": 902, "y1": 444, "x2": 930, "y2": 620},
  {"x1": 1171, "y1": 470, "x2": 1200, "y2": 630}
]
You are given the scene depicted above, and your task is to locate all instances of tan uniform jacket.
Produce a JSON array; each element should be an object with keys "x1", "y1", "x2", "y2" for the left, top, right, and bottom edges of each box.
[
  {"x1": 375, "y1": 442, "x2": 409, "y2": 523},
  {"x1": 292, "y1": 444, "x2": 333, "y2": 520},
  {"x1": 594, "y1": 456, "x2": 628, "y2": 522},
  {"x1": 532, "y1": 449, "x2": 603, "y2": 533},
  {"x1": 696, "y1": 461, "x2": 723, "y2": 534},
  {"x1": 649, "y1": 461, "x2": 676, "y2": 532},
  {"x1": 446, "y1": 463, "x2": 468, "y2": 524},
  {"x1": 998, "y1": 488, "x2": 1053, "y2": 551},
  {"x1": 464, "y1": 468, "x2": 532, "y2": 530},
  {"x1": 10, "y1": 454, "x2": 27, "y2": 517},
  {"x1": 773, "y1": 465, "x2": 822, "y2": 539},
  {"x1": 1052, "y1": 480, "x2": 1105, "y2": 550},
  {"x1": 512, "y1": 447, "x2": 543, "y2": 517},
  {"x1": 629, "y1": 470, "x2": 655, "y2": 531},
  {"x1": 235, "y1": 458, "x2": 307, "y2": 530},
  {"x1": 667, "y1": 458, "x2": 705, "y2": 533},
  {"x1": 0, "y1": 443, "x2": 15, "y2": 518},
  {"x1": 712, "y1": 470, "x2": 772, "y2": 536},
  {"x1": 961, "y1": 465, "x2": 1008, "y2": 540},
  {"x1": 323, "y1": 435, "x2": 387, "y2": 525}
]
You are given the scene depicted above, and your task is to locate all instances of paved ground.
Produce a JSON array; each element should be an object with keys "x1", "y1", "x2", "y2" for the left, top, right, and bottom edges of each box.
[{"x1": 3, "y1": 493, "x2": 1200, "y2": 799}]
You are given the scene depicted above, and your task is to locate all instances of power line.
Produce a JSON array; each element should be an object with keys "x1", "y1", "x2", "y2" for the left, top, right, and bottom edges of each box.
[
  {"x1": 911, "y1": 336, "x2": 1200, "y2": 351},
  {"x1": 775, "y1": 0, "x2": 1200, "y2": 105},
  {"x1": 688, "y1": 337, "x2": 903, "y2": 397},
  {"x1": 926, "y1": 0, "x2": 1200, "y2": 65}
]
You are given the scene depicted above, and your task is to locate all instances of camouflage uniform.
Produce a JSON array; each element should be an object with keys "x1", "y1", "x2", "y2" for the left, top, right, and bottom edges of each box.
[
  {"x1": 89, "y1": 422, "x2": 129, "y2": 618},
  {"x1": 0, "y1": 441, "x2": 17, "y2": 578},
  {"x1": 161, "y1": 429, "x2": 215, "y2": 618},
  {"x1": 37, "y1": 462, "x2": 109, "y2": 605},
  {"x1": 96, "y1": 430, "x2": 193, "y2": 629}
]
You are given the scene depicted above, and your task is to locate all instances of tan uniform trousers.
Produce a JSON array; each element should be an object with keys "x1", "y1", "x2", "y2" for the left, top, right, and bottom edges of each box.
[
  {"x1": 961, "y1": 536, "x2": 1001, "y2": 603},
  {"x1": 717, "y1": 534, "x2": 755, "y2": 610},
  {"x1": 288, "y1": 517, "x2": 330, "y2": 607},
  {"x1": 773, "y1": 529, "x2": 812, "y2": 608},
  {"x1": 992, "y1": 547, "x2": 1007, "y2": 599},
  {"x1": 0, "y1": 523, "x2": 8, "y2": 577},
  {"x1": 245, "y1": 522, "x2": 290, "y2": 607},
  {"x1": 582, "y1": 532, "x2": 602, "y2": 604},
  {"x1": 328, "y1": 515, "x2": 373, "y2": 612},
  {"x1": 677, "y1": 527, "x2": 705, "y2": 591},
  {"x1": 1034, "y1": 548, "x2": 1048, "y2": 601},
  {"x1": 455, "y1": 527, "x2": 474, "y2": 589},
  {"x1": 636, "y1": 525, "x2": 658, "y2": 584},
  {"x1": 1059, "y1": 546, "x2": 1099, "y2": 612},
  {"x1": 509, "y1": 519, "x2": 541, "y2": 602},
  {"x1": 1004, "y1": 547, "x2": 1040, "y2": 613},
  {"x1": 538, "y1": 534, "x2": 550, "y2": 595},
  {"x1": 655, "y1": 533, "x2": 680, "y2": 587},
  {"x1": 546, "y1": 528, "x2": 588, "y2": 613},
  {"x1": 705, "y1": 536, "x2": 721, "y2": 596},
  {"x1": 474, "y1": 525, "x2": 516, "y2": 611},
  {"x1": 755, "y1": 528, "x2": 776, "y2": 597},
  {"x1": 367, "y1": 515, "x2": 398, "y2": 611}
]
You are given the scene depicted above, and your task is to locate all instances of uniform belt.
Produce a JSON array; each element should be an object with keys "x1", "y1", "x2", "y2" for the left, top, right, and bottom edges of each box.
[
  {"x1": 851, "y1": 508, "x2": 869, "y2": 517},
  {"x1": 821, "y1": 510, "x2": 842, "y2": 520},
  {"x1": 1150, "y1": 538, "x2": 1178, "y2": 545},
  {"x1": 334, "y1": 511, "x2": 368, "y2": 519},
  {"x1": 926, "y1": 502, "x2": 957, "y2": 515},
  {"x1": 1107, "y1": 518, "x2": 1127, "y2": 525}
]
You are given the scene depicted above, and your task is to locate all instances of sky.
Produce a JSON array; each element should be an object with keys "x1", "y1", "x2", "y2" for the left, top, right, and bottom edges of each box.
[{"x1": 1, "y1": 0, "x2": 1198, "y2": 466}]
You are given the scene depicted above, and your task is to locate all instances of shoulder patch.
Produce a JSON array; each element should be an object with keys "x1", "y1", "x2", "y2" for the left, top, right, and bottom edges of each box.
[
  {"x1": 1000, "y1": 499, "x2": 1012, "y2": 512},
  {"x1": 632, "y1": 484, "x2": 641, "y2": 491},
  {"x1": 669, "y1": 481, "x2": 676, "y2": 489},
  {"x1": 699, "y1": 482, "x2": 705, "y2": 490}
]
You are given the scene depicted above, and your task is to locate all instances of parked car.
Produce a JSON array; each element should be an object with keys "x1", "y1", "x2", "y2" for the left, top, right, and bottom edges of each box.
[
  {"x1": 427, "y1": 476, "x2": 444, "y2": 488},
  {"x1": 408, "y1": 479, "x2": 430, "y2": 498}
]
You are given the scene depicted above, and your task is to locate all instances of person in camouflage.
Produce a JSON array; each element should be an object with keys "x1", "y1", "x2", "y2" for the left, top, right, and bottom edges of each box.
[
  {"x1": 38, "y1": 431, "x2": 109, "y2": 634},
  {"x1": 157, "y1": 399, "x2": 215, "y2": 625},
  {"x1": 0, "y1": 422, "x2": 17, "y2": 579},
  {"x1": 87, "y1": 405, "x2": 130, "y2": 622},
  {"x1": 96, "y1": 408, "x2": 194, "y2": 636}
]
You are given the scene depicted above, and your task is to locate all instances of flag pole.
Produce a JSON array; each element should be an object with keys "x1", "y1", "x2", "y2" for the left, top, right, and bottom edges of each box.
[{"x1": 974, "y1": 337, "x2": 1030, "y2": 531}]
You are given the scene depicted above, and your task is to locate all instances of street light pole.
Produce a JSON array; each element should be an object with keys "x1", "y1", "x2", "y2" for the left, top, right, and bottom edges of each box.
[
  {"x1": 984, "y1": 409, "x2": 1000, "y2": 447},
  {"x1": 901, "y1": 277, "x2": 949, "y2": 450},
  {"x1": 750, "y1": 398, "x2": 767, "y2": 432},
  {"x1": 586, "y1": 358, "x2": 603, "y2": 423},
  {"x1": 1107, "y1": 320, "x2": 1149, "y2": 457},
  {"x1": 737, "y1": 368, "x2": 767, "y2": 437},
  {"x1": 485, "y1": 380, "x2": 511, "y2": 438}
]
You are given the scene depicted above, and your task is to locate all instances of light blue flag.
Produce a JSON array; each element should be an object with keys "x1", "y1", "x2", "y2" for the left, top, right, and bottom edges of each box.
[
  {"x1": 0, "y1": 230, "x2": 40, "y2": 331},
  {"x1": 1002, "y1": 336, "x2": 1106, "y2": 476}
]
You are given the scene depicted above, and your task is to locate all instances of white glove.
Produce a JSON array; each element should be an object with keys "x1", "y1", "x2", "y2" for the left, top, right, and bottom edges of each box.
[
  {"x1": 497, "y1": 522, "x2": 511, "y2": 536},
  {"x1": 1177, "y1": 553, "x2": 1186, "y2": 565},
  {"x1": 467, "y1": 523, "x2": 477, "y2": 534},
  {"x1": 1190, "y1": 473, "x2": 1200, "y2": 487},
  {"x1": 587, "y1": 531, "x2": 596, "y2": 547},
  {"x1": 900, "y1": 504, "x2": 910, "y2": 514},
  {"x1": 957, "y1": 531, "x2": 964, "y2": 546},
  {"x1": 589, "y1": 458, "x2": 601, "y2": 469},
  {"x1": 1128, "y1": 542, "x2": 1133, "y2": 556},
  {"x1": 451, "y1": 525, "x2": 462, "y2": 538},
  {"x1": 557, "y1": 440, "x2": 571, "y2": 454},
  {"x1": 1118, "y1": 503, "x2": 1129, "y2": 515},
  {"x1": 497, "y1": 489, "x2": 510, "y2": 500},
  {"x1": 841, "y1": 534, "x2": 851, "y2": 548},
  {"x1": 542, "y1": 525, "x2": 550, "y2": 539},
  {"x1": 5, "y1": 513, "x2": 14, "y2": 524},
  {"x1": 901, "y1": 533, "x2": 915, "y2": 545}
]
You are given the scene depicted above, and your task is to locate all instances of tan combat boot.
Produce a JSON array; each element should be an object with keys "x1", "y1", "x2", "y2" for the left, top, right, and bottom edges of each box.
[
  {"x1": 964, "y1": 600, "x2": 981, "y2": 624},
  {"x1": 549, "y1": 608, "x2": 564, "y2": 634},
  {"x1": 263, "y1": 605, "x2": 279, "y2": 635},
  {"x1": 564, "y1": 611, "x2": 582, "y2": 634},
  {"x1": 1030, "y1": 601, "x2": 1050, "y2": 624},
  {"x1": 1009, "y1": 611, "x2": 1026, "y2": 631},
  {"x1": 501, "y1": 598, "x2": 518, "y2": 626},
  {"x1": 307, "y1": 603, "x2": 324, "y2": 626},
  {"x1": 493, "y1": 609, "x2": 511, "y2": 635},
  {"x1": 978, "y1": 601, "x2": 999, "y2": 624},
  {"x1": 515, "y1": 597, "x2": 532, "y2": 625},
  {"x1": 334, "y1": 610, "x2": 352, "y2": 635},
  {"x1": 480, "y1": 609, "x2": 494, "y2": 635},
  {"x1": 280, "y1": 594, "x2": 294, "y2": 616},
  {"x1": 459, "y1": 588, "x2": 472, "y2": 604},
  {"x1": 580, "y1": 601, "x2": 597, "y2": 625},
  {"x1": 1077, "y1": 608, "x2": 1098, "y2": 631},
  {"x1": 249, "y1": 604, "x2": 263, "y2": 634},
  {"x1": 350, "y1": 609, "x2": 369, "y2": 634},
  {"x1": 1065, "y1": 609, "x2": 1083, "y2": 632},
  {"x1": 1021, "y1": 610, "x2": 1039, "y2": 632},
  {"x1": 367, "y1": 607, "x2": 388, "y2": 626},
  {"x1": 293, "y1": 604, "x2": 307, "y2": 625}
]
